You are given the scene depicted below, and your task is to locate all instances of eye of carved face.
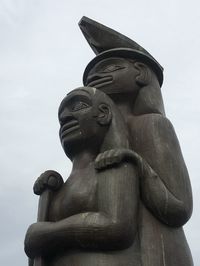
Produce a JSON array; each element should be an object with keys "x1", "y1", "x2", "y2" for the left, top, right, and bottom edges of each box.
[
  {"x1": 58, "y1": 94, "x2": 92, "y2": 122},
  {"x1": 71, "y1": 101, "x2": 90, "y2": 112},
  {"x1": 100, "y1": 64, "x2": 125, "y2": 73}
]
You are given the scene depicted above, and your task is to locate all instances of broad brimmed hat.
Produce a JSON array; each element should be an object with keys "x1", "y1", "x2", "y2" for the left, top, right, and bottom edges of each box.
[{"x1": 79, "y1": 16, "x2": 163, "y2": 87}]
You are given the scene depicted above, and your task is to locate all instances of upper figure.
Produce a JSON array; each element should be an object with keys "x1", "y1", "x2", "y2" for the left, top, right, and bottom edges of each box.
[{"x1": 79, "y1": 16, "x2": 193, "y2": 266}]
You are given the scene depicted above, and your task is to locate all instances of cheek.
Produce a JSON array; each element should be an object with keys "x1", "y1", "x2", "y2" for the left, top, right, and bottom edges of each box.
[
  {"x1": 119, "y1": 70, "x2": 138, "y2": 88},
  {"x1": 113, "y1": 72, "x2": 130, "y2": 89},
  {"x1": 79, "y1": 118, "x2": 97, "y2": 136}
]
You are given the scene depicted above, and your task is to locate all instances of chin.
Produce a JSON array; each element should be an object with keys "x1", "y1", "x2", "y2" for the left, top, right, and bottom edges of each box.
[
  {"x1": 61, "y1": 131, "x2": 82, "y2": 149},
  {"x1": 62, "y1": 141, "x2": 82, "y2": 160}
]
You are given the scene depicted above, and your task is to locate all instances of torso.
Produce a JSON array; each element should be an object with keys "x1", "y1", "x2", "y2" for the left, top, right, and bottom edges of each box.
[
  {"x1": 47, "y1": 162, "x2": 141, "y2": 266},
  {"x1": 49, "y1": 164, "x2": 98, "y2": 221}
]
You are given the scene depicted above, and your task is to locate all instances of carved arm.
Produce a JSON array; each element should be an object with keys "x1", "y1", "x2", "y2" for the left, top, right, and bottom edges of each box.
[
  {"x1": 95, "y1": 116, "x2": 193, "y2": 227},
  {"x1": 130, "y1": 115, "x2": 193, "y2": 227},
  {"x1": 24, "y1": 161, "x2": 139, "y2": 258}
]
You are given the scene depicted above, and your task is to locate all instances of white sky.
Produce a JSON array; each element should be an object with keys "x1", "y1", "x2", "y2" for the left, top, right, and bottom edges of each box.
[{"x1": 0, "y1": 0, "x2": 199, "y2": 265}]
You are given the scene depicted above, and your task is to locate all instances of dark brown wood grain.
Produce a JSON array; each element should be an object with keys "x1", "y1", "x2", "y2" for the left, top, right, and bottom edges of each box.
[{"x1": 24, "y1": 17, "x2": 193, "y2": 266}]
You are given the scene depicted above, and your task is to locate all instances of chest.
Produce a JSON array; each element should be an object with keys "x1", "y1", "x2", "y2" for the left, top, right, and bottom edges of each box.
[{"x1": 48, "y1": 167, "x2": 98, "y2": 221}]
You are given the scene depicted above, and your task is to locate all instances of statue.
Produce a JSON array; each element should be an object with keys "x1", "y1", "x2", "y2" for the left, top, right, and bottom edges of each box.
[{"x1": 25, "y1": 17, "x2": 193, "y2": 266}]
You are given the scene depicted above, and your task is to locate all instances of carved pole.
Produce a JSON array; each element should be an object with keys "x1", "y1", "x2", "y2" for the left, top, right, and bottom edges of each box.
[
  {"x1": 27, "y1": 171, "x2": 63, "y2": 266},
  {"x1": 32, "y1": 189, "x2": 51, "y2": 266}
]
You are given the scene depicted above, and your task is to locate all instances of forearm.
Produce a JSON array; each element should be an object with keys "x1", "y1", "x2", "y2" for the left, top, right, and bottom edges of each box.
[
  {"x1": 25, "y1": 162, "x2": 139, "y2": 259},
  {"x1": 110, "y1": 148, "x2": 192, "y2": 226},
  {"x1": 25, "y1": 211, "x2": 134, "y2": 258},
  {"x1": 52, "y1": 212, "x2": 133, "y2": 248},
  {"x1": 140, "y1": 160, "x2": 192, "y2": 226}
]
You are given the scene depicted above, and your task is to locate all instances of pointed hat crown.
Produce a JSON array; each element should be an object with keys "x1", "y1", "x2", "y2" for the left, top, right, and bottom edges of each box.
[{"x1": 79, "y1": 16, "x2": 163, "y2": 86}]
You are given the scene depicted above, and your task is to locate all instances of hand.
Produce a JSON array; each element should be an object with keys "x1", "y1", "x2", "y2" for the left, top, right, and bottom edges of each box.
[
  {"x1": 33, "y1": 170, "x2": 64, "y2": 195},
  {"x1": 24, "y1": 222, "x2": 52, "y2": 258},
  {"x1": 95, "y1": 148, "x2": 142, "y2": 170}
]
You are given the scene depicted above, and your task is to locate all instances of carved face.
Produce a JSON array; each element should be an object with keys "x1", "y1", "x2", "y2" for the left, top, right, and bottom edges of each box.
[
  {"x1": 85, "y1": 57, "x2": 140, "y2": 95},
  {"x1": 58, "y1": 89, "x2": 111, "y2": 156}
]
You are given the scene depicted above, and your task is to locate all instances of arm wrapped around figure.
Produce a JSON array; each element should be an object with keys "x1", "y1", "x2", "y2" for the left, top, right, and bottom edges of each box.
[
  {"x1": 25, "y1": 160, "x2": 139, "y2": 259},
  {"x1": 95, "y1": 115, "x2": 193, "y2": 227},
  {"x1": 123, "y1": 115, "x2": 193, "y2": 227},
  {"x1": 138, "y1": 116, "x2": 193, "y2": 227}
]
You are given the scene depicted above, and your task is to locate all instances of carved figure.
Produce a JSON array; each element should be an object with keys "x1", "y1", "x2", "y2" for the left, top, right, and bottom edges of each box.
[
  {"x1": 25, "y1": 87, "x2": 141, "y2": 265},
  {"x1": 25, "y1": 17, "x2": 194, "y2": 266},
  {"x1": 79, "y1": 17, "x2": 193, "y2": 266}
]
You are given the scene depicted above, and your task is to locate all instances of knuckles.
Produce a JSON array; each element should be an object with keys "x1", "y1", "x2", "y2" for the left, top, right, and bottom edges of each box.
[
  {"x1": 95, "y1": 148, "x2": 141, "y2": 170},
  {"x1": 33, "y1": 170, "x2": 64, "y2": 195},
  {"x1": 95, "y1": 149, "x2": 127, "y2": 170}
]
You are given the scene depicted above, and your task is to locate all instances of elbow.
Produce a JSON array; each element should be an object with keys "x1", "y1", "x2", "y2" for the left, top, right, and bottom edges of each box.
[
  {"x1": 24, "y1": 234, "x2": 35, "y2": 259},
  {"x1": 76, "y1": 213, "x2": 137, "y2": 250},
  {"x1": 174, "y1": 206, "x2": 192, "y2": 227},
  {"x1": 162, "y1": 202, "x2": 193, "y2": 227},
  {"x1": 102, "y1": 220, "x2": 136, "y2": 250}
]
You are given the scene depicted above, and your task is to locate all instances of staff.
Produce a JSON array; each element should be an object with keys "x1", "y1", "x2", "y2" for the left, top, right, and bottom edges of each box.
[{"x1": 29, "y1": 171, "x2": 63, "y2": 266}]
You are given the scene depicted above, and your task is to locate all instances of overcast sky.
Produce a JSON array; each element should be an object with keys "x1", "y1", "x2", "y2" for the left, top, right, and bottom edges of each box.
[{"x1": 0, "y1": 0, "x2": 199, "y2": 265}]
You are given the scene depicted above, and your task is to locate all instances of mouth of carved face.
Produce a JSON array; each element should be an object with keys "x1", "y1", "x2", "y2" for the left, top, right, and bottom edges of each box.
[
  {"x1": 60, "y1": 120, "x2": 80, "y2": 139},
  {"x1": 86, "y1": 76, "x2": 113, "y2": 88}
]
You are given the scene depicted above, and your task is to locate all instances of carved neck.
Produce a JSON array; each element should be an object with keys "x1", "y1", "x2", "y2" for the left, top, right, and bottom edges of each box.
[
  {"x1": 109, "y1": 93, "x2": 134, "y2": 119},
  {"x1": 72, "y1": 150, "x2": 97, "y2": 170}
]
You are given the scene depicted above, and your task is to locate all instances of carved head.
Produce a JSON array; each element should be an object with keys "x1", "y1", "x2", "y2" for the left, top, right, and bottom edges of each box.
[
  {"x1": 85, "y1": 57, "x2": 138, "y2": 94},
  {"x1": 79, "y1": 17, "x2": 165, "y2": 116},
  {"x1": 85, "y1": 57, "x2": 153, "y2": 95},
  {"x1": 84, "y1": 57, "x2": 165, "y2": 115},
  {"x1": 58, "y1": 87, "x2": 129, "y2": 159}
]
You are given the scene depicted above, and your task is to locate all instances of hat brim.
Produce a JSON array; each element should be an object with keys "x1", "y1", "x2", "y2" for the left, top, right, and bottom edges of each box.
[{"x1": 83, "y1": 48, "x2": 163, "y2": 87}]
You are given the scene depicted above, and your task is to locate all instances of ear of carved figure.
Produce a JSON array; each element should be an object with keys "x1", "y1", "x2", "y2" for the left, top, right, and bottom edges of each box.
[
  {"x1": 89, "y1": 88, "x2": 129, "y2": 151},
  {"x1": 96, "y1": 103, "x2": 112, "y2": 126},
  {"x1": 134, "y1": 62, "x2": 152, "y2": 86},
  {"x1": 132, "y1": 62, "x2": 165, "y2": 116},
  {"x1": 98, "y1": 98, "x2": 130, "y2": 152}
]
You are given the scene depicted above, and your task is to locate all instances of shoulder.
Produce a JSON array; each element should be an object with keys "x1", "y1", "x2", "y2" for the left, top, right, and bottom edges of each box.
[
  {"x1": 133, "y1": 113, "x2": 173, "y2": 127},
  {"x1": 129, "y1": 113, "x2": 176, "y2": 138},
  {"x1": 145, "y1": 114, "x2": 176, "y2": 140},
  {"x1": 128, "y1": 113, "x2": 182, "y2": 157},
  {"x1": 144, "y1": 114, "x2": 179, "y2": 147}
]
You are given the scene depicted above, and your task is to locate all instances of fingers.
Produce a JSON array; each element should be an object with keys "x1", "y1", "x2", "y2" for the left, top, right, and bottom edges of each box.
[
  {"x1": 33, "y1": 170, "x2": 64, "y2": 195},
  {"x1": 94, "y1": 149, "x2": 142, "y2": 170},
  {"x1": 95, "y1": 149, "x2": 124, "y2": 170}
]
